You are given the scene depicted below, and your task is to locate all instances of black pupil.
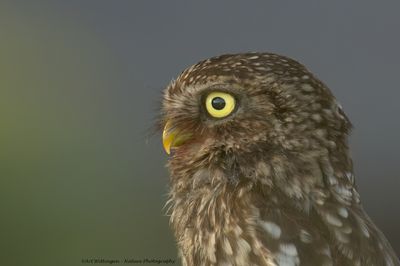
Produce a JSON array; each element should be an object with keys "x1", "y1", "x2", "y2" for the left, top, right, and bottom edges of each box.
[{"x1": 211, "y1": 97, "x2": 226, "y2": 110}]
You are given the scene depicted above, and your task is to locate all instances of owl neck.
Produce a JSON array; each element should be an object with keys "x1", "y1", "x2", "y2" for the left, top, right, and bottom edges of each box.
[{"x1": 168, "y1": 142, "x2": 353, "y2": 219}]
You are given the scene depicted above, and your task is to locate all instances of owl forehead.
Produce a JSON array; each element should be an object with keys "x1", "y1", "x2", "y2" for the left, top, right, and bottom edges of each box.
[{"x1": 168, "y1": 53, "x2": 309, "y2": 95}]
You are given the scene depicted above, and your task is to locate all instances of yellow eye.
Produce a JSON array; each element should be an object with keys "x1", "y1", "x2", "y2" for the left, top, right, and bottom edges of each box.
[{"x1": 205, "y1": 92, "x2": 236, "y2": 118}]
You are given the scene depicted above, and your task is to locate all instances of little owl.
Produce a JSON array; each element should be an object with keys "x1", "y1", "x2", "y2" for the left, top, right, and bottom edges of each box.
[{"x1": 160, "y1": 52, "x2": 399, "y2": 265}]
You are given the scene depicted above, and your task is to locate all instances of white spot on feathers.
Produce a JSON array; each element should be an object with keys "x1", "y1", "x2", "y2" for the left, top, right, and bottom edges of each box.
[
  {"x1": 277, "y1": 244, "x2": 300, "y2": 266},
  {"x1": 338, "y1": 207, "x2": 349, "y2": 218},
  {"x1": 325, "y1": 213, "x2": 343, "y2": 227},
  {"x1": 299, "y1": 229, "x2": 313, "y2": 243},
  {"x1": 261, "y1": 221, "x2": 282, "y2": 239}
]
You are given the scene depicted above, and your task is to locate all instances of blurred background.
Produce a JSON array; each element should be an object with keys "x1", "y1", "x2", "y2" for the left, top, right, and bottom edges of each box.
[{"x1": 0, "y1": 1, "x2": 399, "y2": 265}]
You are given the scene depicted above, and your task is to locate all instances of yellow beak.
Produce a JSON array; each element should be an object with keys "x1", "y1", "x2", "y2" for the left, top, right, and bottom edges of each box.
[{"x1": 162, "y1": 121, "x2": 192, "y2": 154}]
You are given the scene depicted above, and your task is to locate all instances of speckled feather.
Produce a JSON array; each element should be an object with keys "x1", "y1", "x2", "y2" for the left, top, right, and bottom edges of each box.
[{"x1": 161, "y1": 53, "x2": 399, "y2": 266}]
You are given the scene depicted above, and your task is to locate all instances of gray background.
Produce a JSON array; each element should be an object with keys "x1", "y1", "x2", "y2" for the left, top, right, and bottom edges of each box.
[{"x1": 0, "y1": 1, "x2": 399, "y2": 265}]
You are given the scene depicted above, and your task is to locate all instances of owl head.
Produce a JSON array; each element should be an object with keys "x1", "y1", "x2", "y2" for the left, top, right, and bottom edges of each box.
[{"x1": 161, "y1": 53, "x2": 352, "y2": 184}]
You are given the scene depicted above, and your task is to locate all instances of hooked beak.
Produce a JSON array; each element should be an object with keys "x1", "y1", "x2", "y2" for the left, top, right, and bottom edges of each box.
[{"x1": 162, "y1": 121, "x2": 192, "y2": 154}]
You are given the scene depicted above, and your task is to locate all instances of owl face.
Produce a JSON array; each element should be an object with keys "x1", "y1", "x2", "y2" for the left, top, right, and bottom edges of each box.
[
  {"x1": 161, "y1": 53, "x2": 351, "y2": 170},
  {"x1": 163, "y1": 79, "x2": 273, "y2": 154}
]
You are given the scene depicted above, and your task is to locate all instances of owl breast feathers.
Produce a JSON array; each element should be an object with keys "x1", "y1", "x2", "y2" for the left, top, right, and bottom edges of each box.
[{"x1": 160, "y1": 53, "x2": 399, "y2": 266}]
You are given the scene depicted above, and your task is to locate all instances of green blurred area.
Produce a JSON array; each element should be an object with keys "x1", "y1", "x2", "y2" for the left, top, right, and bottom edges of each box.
[{"x1": 0, "y1": 3, "x2": 177, "y2": 266}]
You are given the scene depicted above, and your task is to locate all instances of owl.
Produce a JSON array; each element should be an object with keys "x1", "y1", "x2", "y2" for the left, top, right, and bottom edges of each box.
[{"x1": 160, "y1": 53, "x2": 399, "y2": 266}]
